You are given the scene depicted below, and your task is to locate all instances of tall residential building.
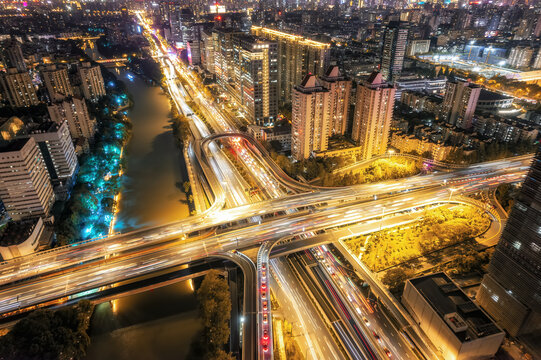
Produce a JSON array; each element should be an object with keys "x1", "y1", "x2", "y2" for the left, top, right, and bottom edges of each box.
[
  {"x1": 0, "y1": 68, "x2": 39, "y2": 107},
  {"x1": 507, "y1": 46, "x2": 535, "y2": 69},
  {"x1": 291, "y1": 74, "x2": 330, "y2": 161},
  {"x1": 477, "y1": 148, "x2": 541, "y2": 337},
  {"x1": 533, "y1": 49, "x2": 541, "y2": 70},
  {"x1": 41, "y1": 65, "x2": 73, "y2": 102},
  {"x1": 0, "y1": 138, "x2": 55, "y2": 221},
  {"x1": 21, "y1": 121, "x2": 78, "y2": 195},
  {"x1": 351, "y1": 72, "x2": 395, "y2": 160},
  {"x1": 47, "y1": 97, "x2": 96, "y2": 140},
  {"x1": 251, "y1": 26, "x2": 331, "y2": 105},
  {"x1": 1, "y1": 42, "x2": 26, "y2": 72},
  {"x1": 213, "y1": 28, "x2": 244, "y2": 88},
  {"x1": 232, "y1": 34, "x2": 278, "y2": 126},
  {"x1": 78, "y1": 62, "x2": 106, "y2": 100},
  {"x1": 319, "y1": 66, "x2": 351, "y2": 136},
  {"x1": 380, "y1": 21, "x2": 409, "y2": 84},
  {"x1": 441, "y1": 80, "x2": 481, "y2": 129}
]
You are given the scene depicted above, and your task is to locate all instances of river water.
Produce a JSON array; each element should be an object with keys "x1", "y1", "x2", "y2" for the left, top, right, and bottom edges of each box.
[
  {"x1": 113, "y1": 69, "x2": 190, "y2": 231},
  {"x1": 83, "y1": 46, "x2": 197, "y2": 360}
]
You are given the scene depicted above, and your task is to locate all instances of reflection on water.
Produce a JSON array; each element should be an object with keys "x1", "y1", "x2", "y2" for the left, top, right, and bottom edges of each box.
[
  {"x1": 84, "y1": 280, "x2": 200, "y2": 360},
  {"x1": 113, "y1": 70, "x2": 189, "y2": 231}
]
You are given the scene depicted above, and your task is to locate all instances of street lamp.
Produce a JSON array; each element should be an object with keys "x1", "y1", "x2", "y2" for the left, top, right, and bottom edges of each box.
[
  {"x1": 379, "y1": 206, "x2": 386, "y2": 231},
  {"x1": 448, "y1": 188, "x2": 457, "y2": 201}
]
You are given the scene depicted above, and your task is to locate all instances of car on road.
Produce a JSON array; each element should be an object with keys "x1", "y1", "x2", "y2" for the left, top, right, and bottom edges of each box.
[
  {"x1": 263, "y1": 314, "x2": 268, "y2": 324},
  {"x1": 384, "y1": 348, "x2": 392, "y2": 357}
]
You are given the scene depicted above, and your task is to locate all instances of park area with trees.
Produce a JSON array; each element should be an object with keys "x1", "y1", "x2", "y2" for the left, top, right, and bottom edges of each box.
[
  {"x1": 54, "y1": 91, "x2": 133, "y2": 245},
  {"x1": 344, "y1": 205, "x2": 491, "y2": 273},
  {"x1": 271, "y1": 153, "x2": 421, "y2": 187},
  {"x1": 191, "y1": 270, "x2": 234, "y2": 360},
  {"x1": 0, "y1": 300, "x2": 94, "y2": 360}
]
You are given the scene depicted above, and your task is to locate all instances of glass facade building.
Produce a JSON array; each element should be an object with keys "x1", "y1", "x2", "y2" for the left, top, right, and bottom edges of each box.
[{"x1": 477, "y1": 149, "x2": 541, "y2": 336}]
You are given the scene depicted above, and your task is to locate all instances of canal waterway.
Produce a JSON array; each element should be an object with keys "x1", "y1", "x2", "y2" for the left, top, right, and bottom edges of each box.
[
  {"x1": 113, "y1": 69, "x2": 190, "y2": 231},
  {"x1": 82, "y1": 44, "x2": 196, "y2": 360}
]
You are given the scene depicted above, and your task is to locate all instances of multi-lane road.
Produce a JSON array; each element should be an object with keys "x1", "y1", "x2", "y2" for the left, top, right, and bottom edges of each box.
[{"x1": 0, "y1": 12, "x2": 534, "y2": 360}]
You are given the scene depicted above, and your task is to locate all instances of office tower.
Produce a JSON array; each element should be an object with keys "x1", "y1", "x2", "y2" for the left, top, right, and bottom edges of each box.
[
  {"x1": 477, "y1": 148, "x2": 541, "y2": 337},
  {"x1": 41, "y1": 65, "x2": 73, "y2": 102},
  {"x1": 213, "y1": 28, "x2": 244, "y2": 88},
  {"x1": 291, "y1": 74, "x2": 330, "y2": 161},
  {"x1": 78, "y1": 62, "x2": 106, "y2": 100},
  {"x1": 0, "y1": 138, "x2": 55, "y2": 221},
  {"x1": 169, "y1": 7, "x2": 194, "y2": 47},
  {"x1": 380, "y1": 21, "x2": 409, "y2": 84},
  {"x1": 440, "y1": 80, "x2": 481, "y2": 129},
  {"x1": 47, "y1": 97, "x2": 96, "y2": 140},
  {"x1": 319, "y1": 66, "x2": 351, "y2": 136},
  {"x1": 1, "y1": 42, "x2": 26, "y2": 72},
  {"x1": 21, "y1": 121, "x2": 78, "y2": 192},
  {"x1": 351, "y1": 72, "x2": 395, "y2": 160},
  {"x1": 251, "y1": 26, "x2": 331, "y2": 105},
  {"x1": 0, "y1": 68, "x2": 39, "y2": 107},
  {"x1": 233, "y1": 34, "x2": 278, "y2": 126},
  {"x1": 201, "y1": 30, "x2": 215, "y2": 74},
  {"x1": 507, "y1": 46, "x2": 535, "y2": 69}
]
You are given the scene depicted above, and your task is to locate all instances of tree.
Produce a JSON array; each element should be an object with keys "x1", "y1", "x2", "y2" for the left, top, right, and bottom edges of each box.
[
  {"x1": 183, "y1": 181, "x2": 191, "y2": 194},
  {"x1": 0, "y1": 301, "x2": 93, "y2": 360},
  {"x1": 382, "y1": 267, "x2": 413, "y2": 294},
  {"x1": 197, "y1": 270, "x2": 232, "y2": 353},
  {"x1": 269, "y1": 140, "x2": 282, "y2": 152},
  {"x1": 206, "y1": 349, "x2": 235, "y2": 360}
]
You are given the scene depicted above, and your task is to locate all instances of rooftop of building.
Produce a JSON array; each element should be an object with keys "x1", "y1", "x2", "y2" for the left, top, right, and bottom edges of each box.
[
  {"x1": 27, "y1": 121, "x2": 61, "y2": 134},
  {"x1": 402, "y1": 90, "x2": 443, "y2": 102},
  {"x1": 320, "y1": 65, "x2": 348, "y2": 82},
  {"x1": 395, "y1": 77, "x2": 447, "y2": 85},
  {"x1": 362, "y1": 71, "x2": 394, "y2": 89},
  {"x1": 251, "y1": 26, "x2": 330, "y2": 48},
  {"x1": 408, "y1": 272, "x2": 503, "y2": 342},
  {"x1": 478, "y1": 89, "x2": 514, "y2": 102},
  {"x1": 0, "y1": 138, "x2": 30, "y2": 153},
  {"x1": 295, "y1": 74, "x2": 328, "y2": 93},
  {"x1": 0, "y1": 219, "x2": 40, "y2": 247},
  {"x1": 262, "y1": 121, "x2": 291, "y2": 136}
]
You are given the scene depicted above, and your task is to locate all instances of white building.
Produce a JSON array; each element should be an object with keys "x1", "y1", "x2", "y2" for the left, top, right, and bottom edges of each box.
[
  {"x1": 21, "y1": 121, "x2": 78, "y2": 200},
  {"x1": 0, "y1": 138, "x2": 55, "y2": 221}
]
